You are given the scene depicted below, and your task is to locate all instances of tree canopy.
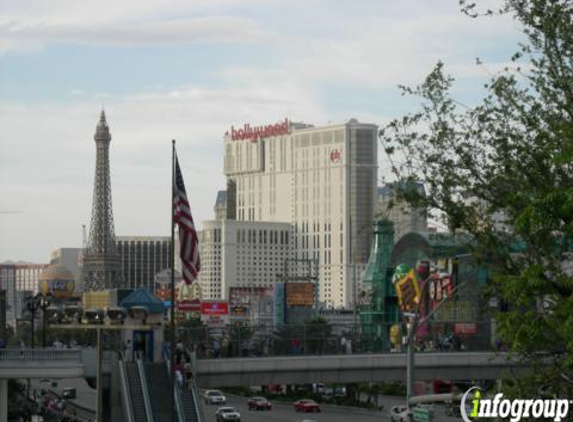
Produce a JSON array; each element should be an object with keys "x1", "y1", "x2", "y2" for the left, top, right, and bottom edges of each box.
[{"x1": 381, "y1": 0, "x2": 573, "y2": 395}]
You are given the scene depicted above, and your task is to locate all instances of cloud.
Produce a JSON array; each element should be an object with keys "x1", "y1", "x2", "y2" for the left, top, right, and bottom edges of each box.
[
  {"x1": 0, "y1": 16, "x2": 266, "y2": 53},
  {"x1": 0, "y1": 80, "x2": 326, "y2": 262}
]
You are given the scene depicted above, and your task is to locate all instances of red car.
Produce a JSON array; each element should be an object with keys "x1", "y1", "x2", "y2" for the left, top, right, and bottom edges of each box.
[
  {"x1": 248, "y1": 396, "x2": 272, "y2": 410},
  {"x1": 294, "y1": 399, "x2": 321, "y2": 413}
]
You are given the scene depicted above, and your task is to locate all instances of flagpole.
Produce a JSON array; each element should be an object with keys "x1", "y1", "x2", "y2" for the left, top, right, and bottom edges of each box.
[{"x1": 171, "y1": 139, "x2": 176, "y2": 421}]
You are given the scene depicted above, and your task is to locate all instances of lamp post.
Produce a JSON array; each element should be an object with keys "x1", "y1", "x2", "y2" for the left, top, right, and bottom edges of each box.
[
  {"x1": 25, "y1": 295, "x2": 41, "y2": 349},
  {"x1": 39, "y1": 293, "x2": 52, "y2": 348}
]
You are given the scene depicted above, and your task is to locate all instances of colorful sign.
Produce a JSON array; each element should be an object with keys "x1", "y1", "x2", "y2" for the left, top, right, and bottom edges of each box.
[
  {"x1": 39, "y1": 279, "x2": 75, "y2": 300},
  {"x1": 177, "y1": 299, "x2": 201, "y2": 312},
  {"x1": 429, "y1": 274, "x2": 453, "y2": 303},
  {"x1": 229, "y1": 287, "x2": 273, "y2": 305},
  {"x1": 230, "y1": 119, "x2": 289, "y2": 142},
  {"x1": 200, "y1": 301, "x2": 229, "y2": 316},
  {"x1": 394, "y1": 268, "x2": 421, "y2": 313},
  {"x1": 285, "y1": 282, "x2": 314, "y2": 307},
  {"x1": 330, "y1": 149, "x2": 341, "y2": 163}
]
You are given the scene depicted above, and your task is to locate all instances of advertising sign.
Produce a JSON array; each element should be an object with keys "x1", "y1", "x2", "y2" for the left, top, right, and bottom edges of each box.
[
  {"x1": 177, "y1": 299, "x2": 201, "y2": 312},
  {"x1": 200, "y1": 301, "x2": 229, "y2": 316},
  {"x1": 229, "y1": 287, "x2": 272, "y2": 306},
  {"x1": 394, "y1": 269, "x2": 421, "y2": 313},
  {"x1": 285, "y1": 282, "x2": 314, "y2": 307},
  {"x1": 200, "y1": 301, "x2": 229, "y2": 326},
  {"x1": 229, "y1": 119, "x2": 289, "y2": 142}
]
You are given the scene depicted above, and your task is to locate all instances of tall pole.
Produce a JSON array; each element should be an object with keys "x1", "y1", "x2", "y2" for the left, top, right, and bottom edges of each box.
[
  {"x1": 406, "y1": 319, "x2": 415, "y2": 408},
  {"x1": 42, "y1": 308, "x2": 47, "y2": 348},
  {"x1": 30, "y1": 309, "x2": 35, "y2": 349},
  {"x1": 96, "y1": 327, "x2": 102, "y2": 422},
  {"x1": 170, "y1": 140, "x2": 176, "y2": 422}
]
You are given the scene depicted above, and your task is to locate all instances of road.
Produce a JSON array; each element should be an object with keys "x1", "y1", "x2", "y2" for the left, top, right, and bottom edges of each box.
[
  {"x1": 203, "y1": 395, "x2": 385, "y2": 422},
  {"x1": 202, "y1": 394, "x2": 461, "y2": 422}
]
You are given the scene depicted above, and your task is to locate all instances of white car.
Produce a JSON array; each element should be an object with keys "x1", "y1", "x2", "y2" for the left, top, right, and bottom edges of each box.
[
  {"x1": 390, "y1": 405, "x2": 411, "y2": 422},
  {"x1": 204, "y1": 390, "x2": 226, "y2": 405},
  {"x1": 215, "y1": 406, "x2": 241, "y2": 421}
]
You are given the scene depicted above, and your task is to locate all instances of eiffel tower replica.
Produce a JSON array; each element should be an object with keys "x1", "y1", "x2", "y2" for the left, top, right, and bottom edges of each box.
[{"x1": 81, "y1": 110, "x2": 122, "y2": 291}]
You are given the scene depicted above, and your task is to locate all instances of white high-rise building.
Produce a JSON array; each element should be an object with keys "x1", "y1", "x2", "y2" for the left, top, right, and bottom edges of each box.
[
  {"x1": 198, "y1": 220, "x2": 292, "y2": 300},
  {"x1": 222, "y1": 118, "x2": 377, "y2": 308}
]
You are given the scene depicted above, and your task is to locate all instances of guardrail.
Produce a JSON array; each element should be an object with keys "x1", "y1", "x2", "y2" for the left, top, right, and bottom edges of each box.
[
  {"x1": 0, "y1": 348, "x2": 83, "y2": 362},
  {"x1": 175, "y1": 320, "x2": 496, "y2": 359}
]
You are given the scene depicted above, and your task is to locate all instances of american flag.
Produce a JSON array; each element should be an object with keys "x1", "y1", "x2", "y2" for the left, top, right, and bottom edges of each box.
[{"x1": 173, "y1": 153, "x2": 200, "y2": 284}]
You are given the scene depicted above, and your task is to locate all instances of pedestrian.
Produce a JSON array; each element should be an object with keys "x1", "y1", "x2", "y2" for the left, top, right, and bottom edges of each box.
[
  {"x1": 221, "y1": 337, "x2": 230, "y2": 358},
  {"x1": 176, "y1": 369, "x2": 184, "y2": 388},
  {"x1": 340, "y1": 335, "x2": 347, "y2": 354},
  {"x1": 213, "y1": 338, "x2": 221, "y2": 358}
]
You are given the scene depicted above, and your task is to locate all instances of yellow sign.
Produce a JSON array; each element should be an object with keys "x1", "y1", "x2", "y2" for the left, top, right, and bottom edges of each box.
[
  {"x1": 285, "y1": 283, "x2": 314, "y2": 307},
  {"x1": 395, "y1": 269, "x2": 421, "y2": 312}
]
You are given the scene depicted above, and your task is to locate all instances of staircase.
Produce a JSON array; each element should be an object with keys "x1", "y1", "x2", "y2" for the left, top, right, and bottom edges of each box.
[{"x1": 124, "y1": 361, "x2": 150, "y2": 422}]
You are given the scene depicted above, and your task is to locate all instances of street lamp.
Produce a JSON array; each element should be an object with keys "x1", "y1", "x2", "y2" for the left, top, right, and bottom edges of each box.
[
  {"x1": 39, "y1": 293, "x2": 53, "y2": 348},
  {"x1": 25, "y1": 295, "x2": 41, "y2": 349}
]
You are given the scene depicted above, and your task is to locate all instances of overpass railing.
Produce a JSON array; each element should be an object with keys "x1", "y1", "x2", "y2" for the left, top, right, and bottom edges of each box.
[
  {"x1": 175, "y1": 320, "x2": 496, "y2": 359},
  {"x1": 0, "y1": 348, "x2": 83, "y2": 362}
]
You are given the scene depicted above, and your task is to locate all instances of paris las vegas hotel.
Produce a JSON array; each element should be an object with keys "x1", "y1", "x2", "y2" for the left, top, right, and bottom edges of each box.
[{"x1": 198, "y1": 118, "x2": 377, "y2": 308}]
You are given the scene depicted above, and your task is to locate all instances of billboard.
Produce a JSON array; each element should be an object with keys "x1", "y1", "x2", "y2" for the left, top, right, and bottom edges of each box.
[
  {"x1": 394, "y1": 269, "x2": 421, "y2": 313},
  {"x1": 229, "y1": 287, "x2": 272, "y2": 317},
  {"x1": 201, "y1": 301, "x2": 229, "y2": 327},
  {"x1": 229, "y1": 287, "x2": 272, "y2": 305},
  {"x1": 177, "y1": 299, "x2": 201, "y2": 312},
  {"x1": 285, "y1": 282, "x2": 314, "y2": 307},
  {"x1": 200, "y1": 301, "x2": 229, "y2": 316}
]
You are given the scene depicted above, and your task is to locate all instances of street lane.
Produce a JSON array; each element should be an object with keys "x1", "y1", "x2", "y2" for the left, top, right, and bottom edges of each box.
[
  {"x1": 203, "y1": 395, "x2": 388, "y2": 422},
  {"x1": 202, "y1": 394, "x2": 461, "y2": 422}
]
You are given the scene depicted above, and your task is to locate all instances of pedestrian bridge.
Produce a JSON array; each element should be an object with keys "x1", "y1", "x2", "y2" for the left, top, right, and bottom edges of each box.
[
  {"x1": 0, "y1": 348, "x2": 85, "y2": 379},
  {"x1": 195, "y1": 352, "x2": 530, "y2": 387}
]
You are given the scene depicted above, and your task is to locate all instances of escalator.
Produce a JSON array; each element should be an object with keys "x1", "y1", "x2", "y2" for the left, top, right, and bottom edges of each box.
[
  {"x1": 177, "y1": 377, "x2": 204, "y2": 422},
  {"x1": 144, "y1": 362, "x2": 173, "y2": 421},
  {"x1": 120, "y1": 353, "x2": 205, "y2": 422},
  {"x1": 120, "y1": 359, "x2": 152, "y2": 422}
]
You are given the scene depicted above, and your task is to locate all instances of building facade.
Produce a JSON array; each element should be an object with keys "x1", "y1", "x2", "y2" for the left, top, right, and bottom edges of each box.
[
  {"x1": 198, "y1": 220, "x2": 292, "y2": 300},
  {"x1": 116, "y1": 236, "x2": 172, "y2": 291},
  {"x1": 377, "y1": 182, "x2": 427, "y2": 243},
  {"x1": 222, "y1": 119, "x2": 377, "y2": 308},
  {"x1": 0, "y1": 262, "x2": 48, "y2": 325}
]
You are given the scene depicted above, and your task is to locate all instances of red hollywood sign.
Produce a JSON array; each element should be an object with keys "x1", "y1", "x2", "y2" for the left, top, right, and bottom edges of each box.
[
  {"x1": 200, "y1": 301, "x2": 229, "y2": 316},
  {"x1": 230, "y1": 118, "x2": 289, "y2": 142}
]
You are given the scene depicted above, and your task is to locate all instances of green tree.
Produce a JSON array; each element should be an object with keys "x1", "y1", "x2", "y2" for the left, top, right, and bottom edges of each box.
[{"x1": 381, "y1": 0, "x2": 573, "y2": 396}]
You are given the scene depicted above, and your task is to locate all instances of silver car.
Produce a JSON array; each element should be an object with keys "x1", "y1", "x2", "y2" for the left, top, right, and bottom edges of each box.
[
  {"x1": 215, "y1": 406, "x2": 241, "y2": 422},
  {"x1": 204, "y1": 389, "x2": 226, "y2": 405}
]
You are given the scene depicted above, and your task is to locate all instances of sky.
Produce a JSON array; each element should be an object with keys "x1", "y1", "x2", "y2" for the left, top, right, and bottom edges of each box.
[{"x1": 0, "y1": 0, "x2": 523, "y2": 263}]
